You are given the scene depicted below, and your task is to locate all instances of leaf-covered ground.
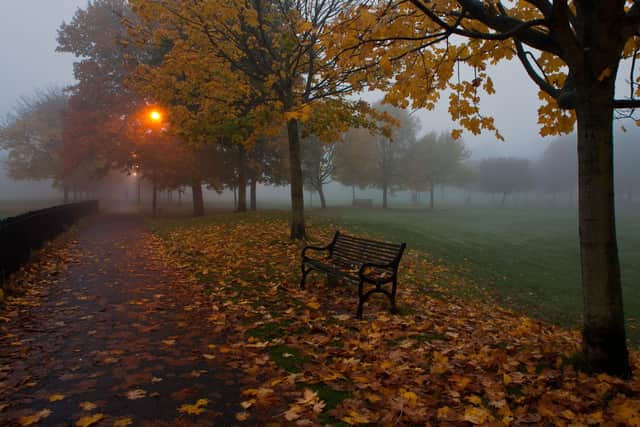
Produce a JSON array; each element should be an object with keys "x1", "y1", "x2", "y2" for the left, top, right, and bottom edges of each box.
[{"x1": 1, "y1": 212, "x2": 640, "y2": 426}]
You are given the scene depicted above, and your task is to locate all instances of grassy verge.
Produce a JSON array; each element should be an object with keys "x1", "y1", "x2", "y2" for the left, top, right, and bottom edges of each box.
[{"x1": 310, "y1": 205, "x2": 640, "y2": 344}]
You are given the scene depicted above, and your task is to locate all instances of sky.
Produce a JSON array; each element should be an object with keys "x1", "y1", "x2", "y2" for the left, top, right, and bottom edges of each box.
[{"x1": 0, "y1": 1, "x2": 87, "y2": 117}]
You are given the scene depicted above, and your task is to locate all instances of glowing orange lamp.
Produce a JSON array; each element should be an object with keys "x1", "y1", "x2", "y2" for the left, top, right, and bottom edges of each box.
[{"x1": 149, "y1": 109, "x2": 163, "y2": 123}]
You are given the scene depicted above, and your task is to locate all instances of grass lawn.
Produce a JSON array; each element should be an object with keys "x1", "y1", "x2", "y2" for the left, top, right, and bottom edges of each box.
[{"x1": 311, "y1": 205, "x2": 640, "y2": 344}]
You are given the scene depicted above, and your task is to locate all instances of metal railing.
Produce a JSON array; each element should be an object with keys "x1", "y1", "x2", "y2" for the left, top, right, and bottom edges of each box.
[{"x1": 0, "y1": 200, "x2": 99, "y2": 287}]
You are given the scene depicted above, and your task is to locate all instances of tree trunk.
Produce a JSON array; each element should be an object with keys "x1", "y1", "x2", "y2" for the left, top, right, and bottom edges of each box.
[
  {"x1": 429, "y1": 184, "x2": 434, "y2": 210},
  {"x1": 250, "y1": 177, "x2": 257, "y2": 211},
  {"x1": 287, "y1": 118, "x2": 306, "y2": 239},
  {"x1": 501, "y1": 192, "x2": 507, "y2": 206},
  {"x1": 152, "y1": 176, "x2": 158, "y2": 218},
  {"x1": 382, "y1": 181, "x2": 388, "y2": 208},
  {"x1": 236, "y1": 146, "x2": 247, "y2": 212},
  {"x1": 233, "y1": 186, "x2": 237, "y2": 209},
  {"x1": 191, "y1": 179, "x2": 204, "y2": 217},
  {"x1": 318, "y1": 184, "x2": 327, "y2": 209},
  {"x1": 63, "y1": 185, "x2": 70, "y2": 203},
  {"x1": 137, "y1": 178, "x2": 142, "y2": 205},
  {"x1": 411, "y1": 191, "x2": 418, "y2": 204},
  {"x1": 352, "y1": 185, "x2": 356, "y2": 204},
  {"x1": 575, "y1": 79, "x2": 629, "y2": 377}
]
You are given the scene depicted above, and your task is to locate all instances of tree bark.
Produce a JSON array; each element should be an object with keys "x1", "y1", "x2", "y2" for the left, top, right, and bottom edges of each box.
[
  {"x1": 429, "y1": 183, "x2": 434, "y2": 210},
  {"x1": 382, "y1": 181, "x2": 388, "y2": 208},
  {"x1": 63, "y1": 185, "x2": 70, "y2": 203},
  {"x1": 236, "y1": 146, "x2": 247, "y2": 212},
  {"x1": 287, "y1": 118, "x2": 306, "y2": 239},
  {"x1": 191, "y1": 179, "x2": 204, "y2": 217},
  {"x1": 250, "y1": 177, "x2": 257, "y2": 211},
  {"x1": 318, "y1": 184, "x2": 327, "y2": 209},
  {"x1": 575, "y1": 78, "x2": 630, "y2": 377}
]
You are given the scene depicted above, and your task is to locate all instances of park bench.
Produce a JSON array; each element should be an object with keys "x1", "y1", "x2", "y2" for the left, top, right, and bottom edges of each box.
[{"x1": 300, "y1": 231, "x2": 406, "y2": 318}]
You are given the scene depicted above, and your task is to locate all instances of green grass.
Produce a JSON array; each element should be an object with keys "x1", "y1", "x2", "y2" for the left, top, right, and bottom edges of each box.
[{"x1": 311, "y1": 205, "x2": 640, "y2": 345}]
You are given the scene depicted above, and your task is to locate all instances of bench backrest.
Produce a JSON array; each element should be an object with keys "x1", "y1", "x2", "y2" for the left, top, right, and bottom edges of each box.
[{"x1": 330, "y1": 231, "x2": 405, "y2": 268}]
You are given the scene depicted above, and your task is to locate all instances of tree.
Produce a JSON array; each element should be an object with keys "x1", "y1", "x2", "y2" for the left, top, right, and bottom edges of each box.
[
  {"x1": 0, "y1": 89, "x2": 77, "y2": 200},
  {"x1": 370, "y1": 104, "x2": 417, "y2": 208},
  {"x1": 333, "y1": 128, "x2": 378, "y2": 202},
  {"x1": 302, "y1": 135, "x2": 336, "y2": 209},
  {"x1": 477, "y1": 157, "x2": 535, "y2": 205},
  {"x1": 131, "y1": 0, "x2": 383, "y2": 239},
  {"x1": 330, "y1": 1, "x2": 640, "y2": 376},
  {"x1": 402, "y1": 131, "x2": 470, "y2": 209}
]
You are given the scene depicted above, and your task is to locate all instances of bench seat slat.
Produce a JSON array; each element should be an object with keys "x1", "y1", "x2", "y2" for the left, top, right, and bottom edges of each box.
[{"x1": 334, "y1": 240, "x2": 400, "y2": 257}]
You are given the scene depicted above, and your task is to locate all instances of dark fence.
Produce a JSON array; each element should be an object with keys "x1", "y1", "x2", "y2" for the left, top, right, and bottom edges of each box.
[{"x1": 0, "y1": 200, "x2": 99, "y2": 287}]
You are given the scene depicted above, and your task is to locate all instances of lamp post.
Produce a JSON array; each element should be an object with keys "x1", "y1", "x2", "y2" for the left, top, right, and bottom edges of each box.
[{"x1": 146, "y1": 108, "x2": 164, "y2": 218}]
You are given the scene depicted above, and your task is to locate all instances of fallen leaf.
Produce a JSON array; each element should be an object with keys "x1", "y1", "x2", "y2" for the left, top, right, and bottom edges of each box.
[
  {"x1": 178, "y1": 398, "x2": 209, "y2": 415},
  {"x1": 113, "y1": 418, "x2": 134, "y2": 427},
  {"x1": 76, "y1": 413, "x2": 106, "y2": 427},
  {"x1": 49, "y1": 394, "x2": 65, "y2": 402},
  {"x1": 125, "y1": 389, "x2": 147, "y2": 400},
  {"x1": 79, "y1": 402, "x2": 98, "y2": 411},
  {"x1": 19, "y1": 409, "x2": 52, "y2": 426},
  {"x1": 236, "y1": 411, "x2": 250, "y2": 421}
]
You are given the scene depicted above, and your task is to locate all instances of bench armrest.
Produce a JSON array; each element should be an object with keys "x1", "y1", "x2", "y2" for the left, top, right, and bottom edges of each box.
[{"x1": 302, "y1": 244, "x2": 331, "y2": 259}]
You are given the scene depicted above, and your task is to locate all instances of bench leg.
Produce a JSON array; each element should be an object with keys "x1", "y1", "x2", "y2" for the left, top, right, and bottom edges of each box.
[
  {"x1": 300, "y1": 266, "x2": 311, "y2": 289},
  {"x1": 389, "y1": 278, "x2": 398, "y2": 314}
]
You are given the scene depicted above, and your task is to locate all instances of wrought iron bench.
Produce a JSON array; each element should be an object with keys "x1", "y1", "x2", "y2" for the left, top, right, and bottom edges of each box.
[{"x1": 300, "y1": 231, "x2": 406, "y2": 318}]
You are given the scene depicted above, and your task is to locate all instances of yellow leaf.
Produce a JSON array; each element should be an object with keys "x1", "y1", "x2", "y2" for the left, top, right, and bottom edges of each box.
[
  {"x1": 79, "y1": 402, "x2": 97, "y2": 411},
  {"x1": 503, "y1": 373, "x2": 512, "y2": 385},
  {"x1": 19, "y1": 409, "x2": 52, "y2": 426},
  {"x1": 342, "y1": 410, "x2": 371, "y2": 424},
  {"x1": 125, "y1": 389, "x2": 147, "y2": 400},
  {"x1": 113, "y1": 418, "x2": 134, "y2": 427},
  {"x1": 76, "y1": 413, "x2": 106, "y2": 427},
  {"x1": 235, "y1": 411, "x2": 250, "y2": 421},
  {"x1": 178, "y1": 398, "x2": 209, "y2": 415},
  {"x1": 466, "y1": 395, "x2": 482, "y2": 405},
  {"x1": 49, "y1": 394, "x2": 65, "y2": 402},
  {"x1": 464, "y1": 407, "x2": 490, "y2": 425},
  {"x1": 306, "y1": 301, "x2": 320, "y2": 310},
  {"x1": 400, "y1": 390, "x2": 418, "y2": 406}
]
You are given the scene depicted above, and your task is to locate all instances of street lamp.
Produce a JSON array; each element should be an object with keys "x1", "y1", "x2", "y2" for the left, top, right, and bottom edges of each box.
[{"x1": 149, "y1": 109, "x2": 163, "y2": 124}]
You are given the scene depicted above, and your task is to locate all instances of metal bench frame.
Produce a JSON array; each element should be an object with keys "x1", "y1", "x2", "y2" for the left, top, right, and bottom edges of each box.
[{"x1": 300, "y1": 231, "x2": 406, "y2": 318}]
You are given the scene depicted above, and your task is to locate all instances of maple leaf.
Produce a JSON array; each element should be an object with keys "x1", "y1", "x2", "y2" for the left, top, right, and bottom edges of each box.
[
  {"x1": 283, "y1": 404, "x2": 303, "y2": 421},
  {"x1": 19, "y1": 409, "x2": 52, "y2": 426},
  {"x1": 341, "y1": 410, "x2": 372, "y2": 425},
  {"x1": 463, "y1": 407, "x2": 490, "y2": 425},
  {"x1": 178, "y1": 398, "x2": 209, "y2": 415},
  {"x1": 125, "y1": 389, "x2": 147, "y2": 400},
  {"x1": 76, "y1": 413, "x2": 106, "y2": 427},
  {"x1": 79, "y1": 402, "x2": 97, "y2": 411},
  {"x1": 235, "y1": 411, "x2": 250, "y2": 421}
]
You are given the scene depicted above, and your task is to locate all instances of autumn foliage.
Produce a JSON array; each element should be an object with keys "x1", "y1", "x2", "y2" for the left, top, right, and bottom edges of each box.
[{"x1": 154, "y1": 214, "x2": 640, "y2": 425}]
